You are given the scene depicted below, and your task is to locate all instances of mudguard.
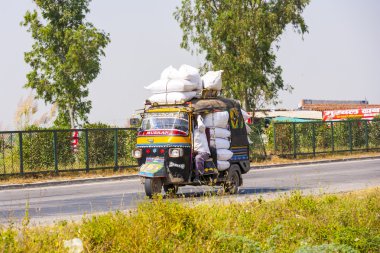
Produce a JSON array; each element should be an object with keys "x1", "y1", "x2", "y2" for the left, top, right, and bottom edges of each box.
[{"x1": 139, "y1": 157, "x2": 166, "y2": 178}]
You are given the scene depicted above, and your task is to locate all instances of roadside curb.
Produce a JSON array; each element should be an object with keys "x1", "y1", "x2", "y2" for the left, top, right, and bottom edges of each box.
[
  {"x1": 252, "y1": 155, "x2": 380, "y2": 169},
  {"x1": 1, "y1": 155, "x2": 379, "y2": 190},
  {"x1": 0, "y1": 174, "x2": 140, "y2": 191}
]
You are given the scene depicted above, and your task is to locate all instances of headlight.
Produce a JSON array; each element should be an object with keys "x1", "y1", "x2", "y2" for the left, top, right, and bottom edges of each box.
[
  {"x1": 168, "y1": 148, "x2": 183, "y2": 158},
  {"x1": 132, "y1": 149, "x2": 142, "y2": 158}
]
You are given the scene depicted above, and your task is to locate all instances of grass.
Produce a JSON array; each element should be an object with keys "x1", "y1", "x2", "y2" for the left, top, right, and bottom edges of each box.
[{"x1": 1, "y1": 188, "x2": 379, "y2": 252}]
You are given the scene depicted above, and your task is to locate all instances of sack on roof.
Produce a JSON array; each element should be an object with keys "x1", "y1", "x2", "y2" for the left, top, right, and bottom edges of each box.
[
  {"x1": 148, "y1": 91, "x2": 197, "y2": 104},
  {"x1": 145, "y1": 79, "x2": 198, "y2": 93},
  {"x1": 160, "y1": 65, "x2": 202, "y2": 90},
  {"x1": 202, "y1": 70, "x2": 223, "y2": 91}
]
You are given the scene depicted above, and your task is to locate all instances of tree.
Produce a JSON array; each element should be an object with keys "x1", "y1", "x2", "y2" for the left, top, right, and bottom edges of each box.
[
  {"x1": 174, "y1": 0, "x2": 309, "y2": 111},
  {"x1": 22, "y1": 0, "x2": 110, "y2": 128}
]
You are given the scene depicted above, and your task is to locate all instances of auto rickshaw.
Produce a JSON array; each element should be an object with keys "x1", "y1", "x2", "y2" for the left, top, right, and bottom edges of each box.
[{"x1": 132, "y1": 97, "x2": 250, "y2": 197}]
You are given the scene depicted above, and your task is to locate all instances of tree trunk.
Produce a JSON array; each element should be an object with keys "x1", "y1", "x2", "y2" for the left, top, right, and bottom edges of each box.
[{"x1": 68, "y1": 106, "x2": 75, "y2": 129}]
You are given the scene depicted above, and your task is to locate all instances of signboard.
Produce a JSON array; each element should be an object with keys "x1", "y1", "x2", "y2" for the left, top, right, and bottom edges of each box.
[{"x1": 322, "y1": 108, "x2": 380, "y2": 121}]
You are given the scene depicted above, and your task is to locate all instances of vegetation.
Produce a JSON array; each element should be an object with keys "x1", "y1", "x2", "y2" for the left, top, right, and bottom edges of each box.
[
  {"x1": 0, "y1": 124, "x2": 137, "y2": 175},
  {"x1": 269, "y1": 120, "x2": 380, "y2": 157},
  {"x1": 21, "y1": 0, "x2": 110, "y2": 128},
  {"x1": 174, "y1": 0, "x2": 310, "y2": 111},
  {"x1": 1, "y1": 189, "x2": 379, "y2": 252}
]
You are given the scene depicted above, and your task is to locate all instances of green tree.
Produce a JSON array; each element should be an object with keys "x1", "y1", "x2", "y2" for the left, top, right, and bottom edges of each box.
[
  {"x1": 22, "y1": 0, "x2": 110, "y2": 128},
  {"x1": 174, "y1": 0, "x2": 309, "y2": 111}
]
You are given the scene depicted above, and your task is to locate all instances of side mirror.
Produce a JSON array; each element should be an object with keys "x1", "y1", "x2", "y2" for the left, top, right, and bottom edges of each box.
[{"x1": 129, "y1": 118, "x2": 140, "y2": 127}]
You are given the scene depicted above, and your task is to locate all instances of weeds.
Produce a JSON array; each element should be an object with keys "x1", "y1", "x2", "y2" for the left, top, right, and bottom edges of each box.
[{"x1": 0, "y1": 188, "x2": 379, "y2": 252}]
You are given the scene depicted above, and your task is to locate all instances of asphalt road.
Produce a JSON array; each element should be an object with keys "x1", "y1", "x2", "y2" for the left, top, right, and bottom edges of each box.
[{"x1": 0, "y1": 158, "x2": 379, "y2": 225}]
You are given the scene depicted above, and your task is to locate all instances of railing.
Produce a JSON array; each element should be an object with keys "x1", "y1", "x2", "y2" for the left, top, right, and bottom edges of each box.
[
  {"x1": 1, "y1": 119, "x2": 379, "y2": 176},
  {"x1": 0, "y1": 128, "x2": 137, "y2": 176},
  {"x1": 272, "y1": 119, "x2": 380, "y2": 158}
]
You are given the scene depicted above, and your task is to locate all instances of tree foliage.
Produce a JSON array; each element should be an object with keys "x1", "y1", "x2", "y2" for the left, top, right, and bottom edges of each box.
[
  {"x1": 22, "y1": 0, "x2": 110, "y2": 128},
  {"x1": 174, "y1": 0, "x2": 310, "y2": 110}
]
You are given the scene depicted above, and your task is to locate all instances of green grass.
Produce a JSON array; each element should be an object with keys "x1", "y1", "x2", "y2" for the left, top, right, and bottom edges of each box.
[{"x1": 1, "y1": 188, "x2": 380, "y2": 252}]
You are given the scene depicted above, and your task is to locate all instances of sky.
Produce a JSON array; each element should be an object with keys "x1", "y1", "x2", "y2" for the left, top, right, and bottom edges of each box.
[{"x1": 0, "y1": 0, "x2": 379, "y2": 129}]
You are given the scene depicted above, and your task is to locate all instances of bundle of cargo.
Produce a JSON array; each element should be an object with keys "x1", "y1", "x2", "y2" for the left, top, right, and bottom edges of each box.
[
  {"x1": 145, "y1": 65, "x2": 202, "y2": 104},
  {"x1": 204, "y1": 111, "x2": 233, "y2": 171}
]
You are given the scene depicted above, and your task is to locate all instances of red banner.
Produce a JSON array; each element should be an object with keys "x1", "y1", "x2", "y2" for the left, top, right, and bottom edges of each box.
[
  {"x1": 322, "y1": 108, "x2": 380, "y2": 121},
  {"x1": 138, "y1": 129, "x2": 187, "y2": 136}
]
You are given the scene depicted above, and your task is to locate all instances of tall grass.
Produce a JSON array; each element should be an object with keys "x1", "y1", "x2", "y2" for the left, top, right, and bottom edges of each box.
[{"x1": 1, "y1": 188, "x2": 379, "y2": 252}]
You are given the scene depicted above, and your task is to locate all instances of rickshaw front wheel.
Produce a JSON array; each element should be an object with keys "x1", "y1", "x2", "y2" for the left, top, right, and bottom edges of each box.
[{"x1": 144, "y1": 178, "x2": 163, "y2": 197}]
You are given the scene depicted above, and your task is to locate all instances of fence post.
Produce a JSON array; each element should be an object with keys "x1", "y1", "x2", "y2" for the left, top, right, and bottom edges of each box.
[
  {"x1": 365, "y1": 120, "x2": 369, "y2": 152},
  {"x1": 85, "y1": 129, "x2": 89, "y2": 173},
  {"x1": 273, "y1": 123, "x2": 277, "y2": 155},
  {"x1": 349, "y1": 121, "x2": 353, "y2": 153},
  {"x1": 18, "y1": 132, "x2": 24, "y2": 175},
  {"x1": 114, "y1": 129, "x2": 119, "y2": 171},
  {"x1": 53, "y1": 131, "x2": 58, "y2": 174},
  {"x1": 312, "y1": 123, "x2": 316, "y2": 157},
  {"x1": 331, "y1": 122, "x2": 334, "y2": 153},
  {"x1": 292, "y1": 122, "x2": 297, "y2": 158}
]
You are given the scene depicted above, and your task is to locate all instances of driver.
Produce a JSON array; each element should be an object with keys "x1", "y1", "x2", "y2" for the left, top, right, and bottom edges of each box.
[{"x1": 193, "y1": 114, "x2": 210, "y2": 184}]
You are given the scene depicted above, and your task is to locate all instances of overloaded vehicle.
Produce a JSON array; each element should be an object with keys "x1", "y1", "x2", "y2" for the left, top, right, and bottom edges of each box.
[{"x1": 132, "y1": 97, "x2": 251, "y2": 197}]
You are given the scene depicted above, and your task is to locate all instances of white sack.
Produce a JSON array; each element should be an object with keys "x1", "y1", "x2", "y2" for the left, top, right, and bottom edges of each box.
[
  {"x1": 217, "y1": 149, "x2": 233, "y2": 161},
  {"x1": 210, "y1": 138, "x2": 230, "y2": 149},
  {"x1": 160, "y1": 65, "x2": 182, "y2": 80},
  {"x1": 209, "y1": 127, "x2": 231, "y2": 139},
  {"x1": 248, "y1": 138, "x2": 253, "y2": 145},
  {"x1": 202, "y1": 70, "x2": 223, "y2": 91},
  {"x1": 148, "y1": 91, "x2": 196, "y2": 104},
  {"x1": 194, "y1": 116, "x2": 210, "y2": 154},
  {"x1": 204, "y1": 111, "x2": 229, "y2": 128},
  {"x1": 217, "y1": 160, "x2": 230, "y2": 171},
  {"x1": 179, "y1": 64, "x2": 202, "y2": 90},
  {"x1": 145, "y1": 79, "x2": 198, "y2": 93},
  {"x1": 241, "y1": 109, "x2": 250, "y2": 121},
  {"x1": 245, "y1": 123, "x2": 252, "y2": 134}
]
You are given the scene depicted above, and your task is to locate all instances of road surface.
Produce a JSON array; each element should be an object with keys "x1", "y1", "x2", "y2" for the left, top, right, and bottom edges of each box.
[{"x1": 0, "y1": 158, "x2": 379, "y2": 225}]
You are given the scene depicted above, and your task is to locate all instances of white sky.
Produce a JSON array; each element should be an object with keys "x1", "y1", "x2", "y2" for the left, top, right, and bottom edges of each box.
[{"x1": 0, "y1": 0, "x2": 379, "y2": 129}]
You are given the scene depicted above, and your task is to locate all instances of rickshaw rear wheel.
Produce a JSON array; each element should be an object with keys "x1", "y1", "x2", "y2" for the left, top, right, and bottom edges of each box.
[
  {"x1": 223, "y1": 167, "x2": 241, "y2": 194},
  {"x1": 145, "y1": 178, "x2": 163, "y2": 197},
  {"x1": 163, "y1": 184, "x2": 179, "y2": 195}
]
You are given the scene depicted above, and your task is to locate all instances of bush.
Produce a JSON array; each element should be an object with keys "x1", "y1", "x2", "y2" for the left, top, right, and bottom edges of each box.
[{"x1": 22, "y1": 126, "x2": 75, "y2": 172}]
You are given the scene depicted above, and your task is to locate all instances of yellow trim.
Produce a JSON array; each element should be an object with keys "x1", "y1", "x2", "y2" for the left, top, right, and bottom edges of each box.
[
  {"x1": 146, "y1": 107, "x2": 191, "y2": 113},
  {"x1": 137, "y1": 136, "x2": 191, "y2": 145}
]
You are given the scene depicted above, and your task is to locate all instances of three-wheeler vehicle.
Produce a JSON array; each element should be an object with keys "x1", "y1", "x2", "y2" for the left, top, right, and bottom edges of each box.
[{"x1": 132, "y1": 97, "x2": 250, "y2": 197}]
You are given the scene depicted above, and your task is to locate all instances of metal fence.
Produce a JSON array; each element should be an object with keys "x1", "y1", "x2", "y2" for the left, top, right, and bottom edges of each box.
[
  {"x1": 1, "y1": 120, "x2": 379, "y2": 176},
  {"x1": 273, "y1": 119, "x2": 380, "y2": 157},
  {"x1": 0, "y1": 128, "x2": 137, "y2": 176}
]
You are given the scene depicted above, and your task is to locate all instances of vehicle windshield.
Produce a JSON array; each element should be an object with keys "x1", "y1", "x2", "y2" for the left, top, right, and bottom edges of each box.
[{"x1": 140, "y1": 112, "x2": 189, "y2": 136}]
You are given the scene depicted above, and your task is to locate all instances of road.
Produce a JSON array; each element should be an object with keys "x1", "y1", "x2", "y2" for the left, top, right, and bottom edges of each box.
[{"x1": 0, "y1": 158, "x2": 379, "y2": 225}]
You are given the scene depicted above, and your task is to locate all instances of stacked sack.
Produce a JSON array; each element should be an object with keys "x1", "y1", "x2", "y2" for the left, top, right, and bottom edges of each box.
[
  {"x1": 145, "y1": 65, "x2": 202, "y2": 104},
  {"x1": 204, "y1": 111, "x2": 233, "y2": 171},
  {"x1": 201, "y1": 70, "x2": 223, "y2": 91}
]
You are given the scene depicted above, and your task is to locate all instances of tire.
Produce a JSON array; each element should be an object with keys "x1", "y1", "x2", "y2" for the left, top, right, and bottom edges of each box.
[
  {"x1": 144, "y1": 178, "x2": 163, "y2": 197},
  {"x1": 163, "y1": 184, "x2": 179, "y2": 195},
  {"x1": 223, "y1": 167, "x2": 241, "y2": 194}
]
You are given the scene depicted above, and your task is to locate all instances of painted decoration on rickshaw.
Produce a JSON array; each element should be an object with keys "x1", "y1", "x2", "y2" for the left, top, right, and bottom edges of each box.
[{"x1": 139, "y1": 157, "x2": 166, "y2": 177}]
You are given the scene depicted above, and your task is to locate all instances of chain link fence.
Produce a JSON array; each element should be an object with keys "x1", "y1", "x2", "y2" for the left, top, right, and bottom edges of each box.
[{"x1": 0, "y1": 128, "x2": 137, "y2": 176}]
